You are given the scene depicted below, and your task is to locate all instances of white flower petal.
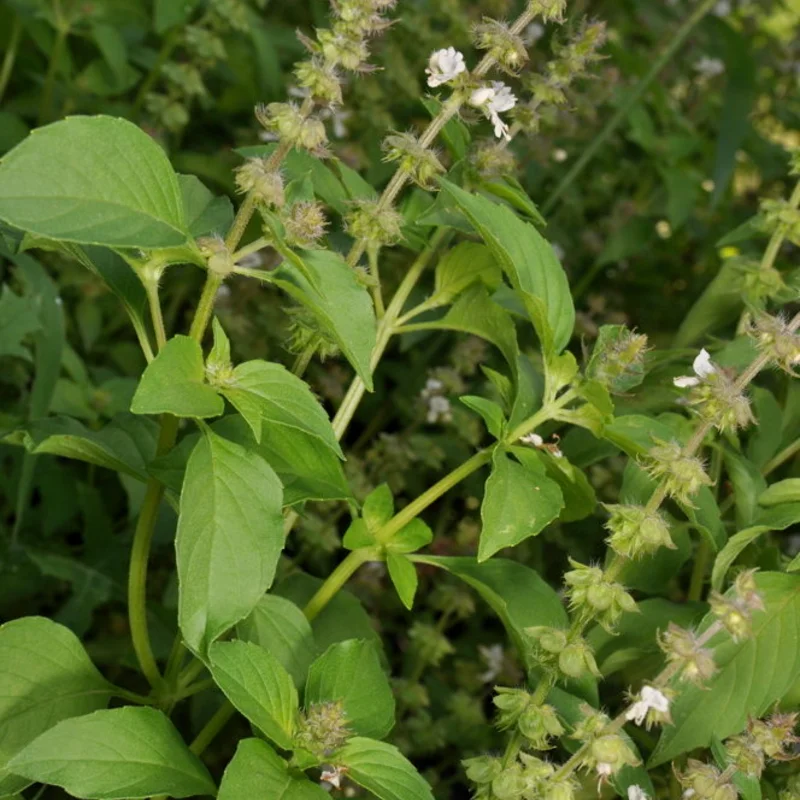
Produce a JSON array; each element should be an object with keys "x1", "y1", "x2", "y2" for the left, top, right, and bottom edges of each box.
[
  {"x1": 625, "y1": 700, "x2": 649, "y2": 726},
  {"x1": 640, "y1": 685, "x2": 670, "y2": 713},
  {"x1": 693, "y1": 348, "x2": 716, "y2": 379},
  {"x1": 521, "y1": 433, "x2": 544, "y2": 446},
  {"x1": 426, "y1": 47, "x2": 466, "y2": 88},
  {"x1": 673, "y1": 375, "x2": 700, "y2": 388},
  {"x1": 628, "y1": 786, "x2": 649, "y2": 800}
]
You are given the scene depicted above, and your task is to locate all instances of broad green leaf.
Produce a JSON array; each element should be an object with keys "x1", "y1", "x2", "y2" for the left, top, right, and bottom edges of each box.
[
  {"x1": 388, "y1": 519, "x2": 433, "y2": 554},
  {"x1": 221, "y1": 360, "x2": 342, "y2": 456},
  {"x1": 759, "y1": 479, "x2": 800, "y2": 507},
  {"x1": 480, "y1": 175, "x2": 546, "y2": 226},
  {"x1": 478, "y1": 448, "x2": 563, "y2": 562},
  {"x1": 275, "y1": 573, "x2": 380, "y2": 652},
  {"x1": 218, "y1": 738, "x2": 327, "y2": 800},
  {"x1": 179, "y1": 174, "x2": 234, "y2": 238},
  {"x1": 431, "y1": 242, "x2": 501, "y2": 306},
  {"x1": 404, "y1": 284, "x2": 519, "y2": 373},
  {"x1": 724, "y1": 450, "x2": 767, "y2": 529},
  {"x1": 131, "y1": 335, "x2": 224, "y2": 419},
  {"x1": 237, "y1": 595, "x2": 317, "y2": 688},
  {"x1": 332, "y1": 737, "x2": 434, "y2": 800},
  {"x1": 747, "y1": 387, "x2": 784, "y2": 469},
  {"x1": 710, "y1": 525, "x2": 771, "y2": 592},
  {"x1": 362, "y1": 484, "x2": 394, "y2": 531},
  {"x1": 8, "y1": 707, "x2": 215, "y2": 799},
  {"x1": 753, "y1": 503, "x2": 800, "y2": 531},
  {"x1": 272, "y1": 250, "x2": 376, "y2": 389},
  {"x1": 209, "y1": 641, "x2": 298, "y2": 750},
  {"x1": 0, "y1": 285, "x2": 39, "y2": 359},
  {"x1": 386, "y1": 552, "x2": 418, "y2": 610},
  {"x1": 305, "y1": 640, "x2": 394, "y2": 739},
  {"x1": 0, "y1": 116, "x2": 188, "y2": 248},
  {"x1": 343, "y1": 519, "x2": 375, "y2": 550},
  {"x1": 0, "y1": 617, "x2": 112, "y2": 795},
  {"x1": 540, "y1": 453, "x2": 596, "y2": 522},
  {"x1": 441, "y1": 179, "x2": 574, "y2": 355},
  {"x1": 460, "y1": 395, "x2": 506, "y2": 439},
  {"x1": 4, "y1": 414, "x2": 158, "y2": 481},
  {"x1": 650, "y1": 572, "x2": 800, "y2": 766},
  {"x1": 177, "y1": 428, "x2": 284, "y2": 656}
]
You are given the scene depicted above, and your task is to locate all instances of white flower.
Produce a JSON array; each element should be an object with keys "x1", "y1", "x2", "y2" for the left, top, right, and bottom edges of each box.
[
  {"x1": 520, "y1": 432, "x2": 544, "y2": 446},
  {"x1": 478, "y1": 644, "x2": 505, "y2": 683},
  {"x1": 469, "y1": 81, "x2": 517, "y2": 140},
  {"x1": 425, "y1": 47, "x2": 466, "y2": 88},
  {"x1": 625, "y1": 686, "x2": 670, "y2": 726},
  {"x1": 694, "y1": 57, "x2": 725, "y2": 78},
  {"x1": 524, "y1": 22, "x2": 545, "y2": 44},
  {"x1": 596, "y1": 762, "x2": 614, "y2": 778},
  {"x1": 427, "y1": 395, "x2": 451, "y2": 424},
  {"x1": 673, "y1": 348, "x2": 717, "y2": 388},
  {"x1": 320, "y1": 766, "x2": 345, "y2": 789},
  {"x1": 628, "y1": 786, "x2": 649, "y2": 800}
]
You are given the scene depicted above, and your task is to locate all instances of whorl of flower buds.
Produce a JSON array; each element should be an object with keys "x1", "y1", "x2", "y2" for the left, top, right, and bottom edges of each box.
[
  {"x1": 571, "y1": 704, "x2": 639, "y2": 783},
  {"x1": 524, "y1": 626, "x2": 601, "y2": 679},
  {"x1": 345, "y1": 198, "x2": 404, "y2": 247},
  {"x1": 747, "y1": 712, "x2": 800, "y2": 762},
  {"x1": 760, "y1": 196, "x2": 800, "y2": 246},
  {"x1": 587, "y1": 325, "x2": 649, "y2": 393},
  {"x1": 283, "y1": 201, "x2": 328, "y2": 248},
  {"x1": 676, "y1": 760, "x2": 737, "y2": 800},
  {"x1": 749, "y1": 314, "x2": 800, "y2": 374},
  {"x1": 234, "y1": 158, "x2": 285, "y2": 207},
  {"x1": 528, "y1": 0, "x2": 567, "y2": 22},
  {"x1": 731, "y1": 257, "x2": 787, "y2": 305},
  {"x1": 256, "y1": 103, "x2": 329, "y2": 156},
  {"x1": 659, "y1": 623, "x2": 716, "y2": 686},
  {"x1": 294, "y1": 700, "x2": 350, "y2": 758},
  {"x1": 294, "y1": 58, "x2": 343, "y2": 106},
  {"x1": 604, "y1": 504, "x2": 675, "y2": 559},
  {"x1": 473, "y1": 18, "x2": 528, "y2": 74},
  {"x1": 563, "y1": 560, "x2": 637, "y2": 632},
  {"x1": 382, "y1": 132, "x2": 444, "y2": 189},
  {"x1": 686, "y1": 369, "x2": 755, "y2": 433},
  {"x1": 492, "y1": 687, "x2": 564, "y2": 749},
  {"x1": 198, "y1": 235, "x2": 235, "y2": 278},
  {"x1": 643, "y1": 439, "x2": 713, "y2": 507},
  {"x1": 471, "y1": 140, "x2": 518, "y2": 178},
  {"x1": 709, "y1": 569, "x2": 764, "y2": 642}
]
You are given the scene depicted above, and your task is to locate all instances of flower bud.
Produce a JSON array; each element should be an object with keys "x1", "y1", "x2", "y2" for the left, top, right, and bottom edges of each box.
[
  {"x1": 759, "y1": 197, "x2": 800, "y2": 246},
  {"x1": 493, "y1": 687, "x2": 530, "y2": 729},
  {"x1": 463, "y1": 755, "x2": 503, "y2": 786},
  {"x1": 587, "y1": 325, "x2": 649, "y2": 393},
  {"x1": 527, "y1": 0, "x2": 567, "y2": 22},
  {"x1": 683, "y1": 367, "x2": 755, "y2": 433},
  {"x1": 492, "y1": 764, "x2": 527, "y2": 799},
  {"x1": 558, "y1": 639, "x2": 601, "y2": 679},
  {"x1": 283, "y1": 201, "x2": 328, "y2": 248},
  {"x1": 382, "y1": 133, "x2": 444, "y2": 189},
  {"x1": 518, "y1": 703, "x2": 564, "y2": 748},
  {"x1": 294, "y1": 700, "x2": 349, "y2": 757},
  {"x1": 345, "y1": 199, "x2": 404, "y2": 247},
  {"x1": 544, "y1": 781, "x2": 577, "y2": 800},
  {"x1": 295, "y1": 58, "x2": 343, "y2": 106},
  {"x1": 749, "y1": 712, "x2": 799, "y2": 760},
  {"x1": 256, "y1": 103, "x2": 329, "y2": 156},
  {"x1": 748, "y1": 314, "x2": 800, "y2": 374},
  {"x1": 677, "y1": 760, "x2": 737, "y2": 800},
  {"x1": 659, "y1": 623, "x2": 716, "y2": 685},
  {"x1": 471, "y1": 140, "x2": 518, "y2": 178},
  {"x1": 643, "y1": 439, "x2": 713, "y2": 507},
  {"x1": 317, "y1": 28, "x2": 370, "y2": 71},
  {"x1": 198, "y1": 235, "x2": 235, "y2": 278},
  {"x1": 604, "y1": 504, "x2": 674, "y2": 558},
  {"x1": 588, "y1": 734, "x2": 639, "y2": 780},
  {"x1": 724, "y1": 732, "x2": 765, "y2": 777},
  {"x1": 234, "y1": 158, "x2": 285, "y2": 207},
  {"x1": 473, "y1": 19, "x2": 528, "y2": 74},
  {"x1": 564, "y1": 560, "x2": 637, "y2": 632}
]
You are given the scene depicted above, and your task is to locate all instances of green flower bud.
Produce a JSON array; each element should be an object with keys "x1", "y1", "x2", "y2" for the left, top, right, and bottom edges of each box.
[
  {"x1": 283, "y1": 201, "x2": 328, "y2": 248},
  {"x1": 543, "y1": 779, "x2": 577, "y2": 800},
  {"x1": 198, "y1": 236, "x2": 235, "y2": 278},
  {"x1": 558, "y1": 639, "x2": 600, "y2": 679},
  {"x1": 760, "y1": 197, "x2": 800, "y2": 246},
  {"x1": 463, "y1": 755, "x2": 503, "y2": 786},
  {"x1": 685, "y1": 371, "x2": 755, "y2": 433},
  {"x1": 471, "y1": 140, "x2": 518, "y2": 179},
  {"x1": 527, "y1": 0, "x2": 567, "y2": 22},
  {"x1": 604, "y1": 503, "x2": 675, "y2": 559},
  {"x1": 518, "y1": 703, "x2": 564, "y2": 748},
  {"x1": 749, "y1": 314, "x2": 800, "y2": 375},
  {"x1": 725, "y1": 733, "x2": 765, "y2": 778},
  {"x1": 709, "y1": 591, "x2": 758, "y2": 642},
  {"x1": 586, "y1": 325, "x2": 649, "y2": 393},
  {"x1": 473, "y1": 19, "x2": 528, "y2": 74},
  {"x1": 255, "y1": 103, "x2": 329, "y2": 156},
  {"x1": 643, "y1": 439, "x2": 713, "y2": 507},
  {"x1": 382, "y1": 132, "x2": 444, "y2": 190},
  {"x1": 234, "y1": 158, "x2": 285, "y2": 206},
  {"x1": 588, "y1": 733, "x2": 639, "y2": 778},
  {"x1": 749, "y1": 711, "x2": 799, "y2": 760},
  {"x1": 659, "y1": 623, "x2": 717, "y2": 686},
  {"x1": 491, "y1": 765, "x2": 527, "y2": 800},
  {"x1": 317, "y1": 27, "x2": 370, "y2": 71},
  {"x1": 493, "y1": 687, "x2": 530, "y2": 730},
  {"x1": 294, "y1": 700, "x2": 349, "y2": 758},
  {"x1": 345, "y1": 199, "x2": 404, "y2": 247},
  {"x1": 677, "y1": 760, "x2": 737, "y2": 800},
  {"x1": 564, "y1": 559, "x2": 637, "y2": 632},
  {"x1": 295, "y1": 58, "x2": 343, "y2": 105}
]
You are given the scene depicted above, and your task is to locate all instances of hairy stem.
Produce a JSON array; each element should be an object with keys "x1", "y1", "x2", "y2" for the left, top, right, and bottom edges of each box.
[
  {"x1": 542, "y1": 0, "x2": 718, "y2": 215},
  {"x1": 188, "y1": 273, "x2": 222, "y2": 343},
  {"x1": 145, "y1": 281, "x2": 168, "y2": 351}
]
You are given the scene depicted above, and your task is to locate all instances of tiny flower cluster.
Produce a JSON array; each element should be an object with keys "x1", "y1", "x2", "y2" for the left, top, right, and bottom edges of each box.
[{"x1": 563, "y1": 559, "x2": 637, "y2": 632}]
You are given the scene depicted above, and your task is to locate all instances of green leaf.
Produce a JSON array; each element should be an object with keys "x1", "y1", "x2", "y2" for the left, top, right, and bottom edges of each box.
[
  {"x1": 0, "y1": 617, "x2": 112, "y2": 795},
  {"x1": 650, "y1": 572, "x2": 800, "y2": 766},
  {"x1": 272, "y1": 249, "x2": 376, "y2": 389},
  {"x1": 539, "y1": 453, "x2": 596, "y2": 522},
  {"x1": 221, "y1": 360, "x2": 342, "y2": 456},
  {"x1": 386, "y1": 552, "x2": 418, "y2": 610},
  {"x1": 218, "y1": 738, "x2": 327, "y2": 800},
  {"x1": 0, "y1": 116, "x2": 188, "y2": 248},
  {"x1": 8, "y1": 707, "x2": 215, "y2": 799},
  {"x1": 388, "y1": 519, "x2": 433, "y2": 554},
  {"x1": 362, "y1": 484, "x2": 394, "y2": 531},
  {"x1": 431, "y1": 242, "x2": 501, "y2": 306},
  {"x1": 405, "y1": 285, "x2": 519, "y2": 373},
  {"x1": 711, "y1": 526, "x2": 771, "y2": 592},
  {"x1": 440, "y1": 179, "x2": 574, "y2": 355},
  {"x1": 275, "y1": 573, "x2": 380, "y2": 652},
  {"x1": 759, "y1": 478, "x2": 800, "y2": 507},
  {"x1": 305, "y1": 640, "x2": 394, "y2": 740},
  {"x1": 343, "y1": 519, "x2": 376, "y2": 550},
  {"x1": 332, "y1": 737, "x2": 434, "y2": 800},
  {"x1": 131, "y1": 335, "x2": 224, "y2": 419},
  {"x1": 179, "y1": 174, "x2": 234, "y2": 238},
  {"x1": 4, "y1": 414, "x2": 158, "y2": 481},
  {"x1": 209, "y1": 641, "x2": 298, "y2": 750},
  {"x1": 177, "y1": 428, "x2": 284, "y2": 656},
  {"x1": 0, "y1": 285, "x2": 39, "y2": 359},
  {"x1": 237, "y1": 595, "x2": 317, "y2": 689},
  {"x1": 460, "y1": 395, "x2": 506, "y2": 439},
  {"x1": 724, "y1": 449, "x2": 767, "y2": 528},
  {"x1": 478, "y1": 448, "x2": 563, "y2": 562}
]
